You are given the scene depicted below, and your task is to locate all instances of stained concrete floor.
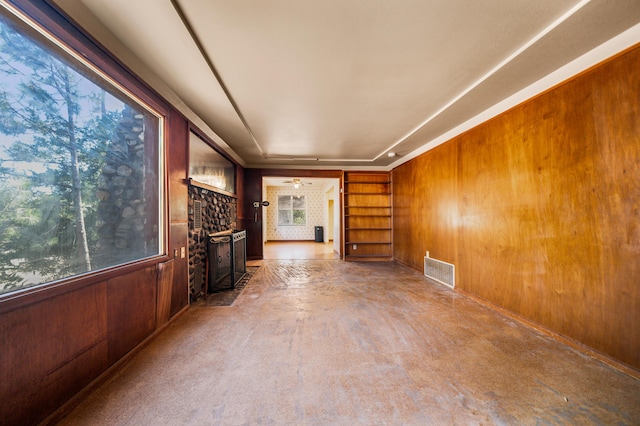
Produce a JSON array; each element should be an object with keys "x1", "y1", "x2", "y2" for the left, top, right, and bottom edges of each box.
[{"x1": 57, "y1": 260, "x2": 640, "y2": 425}]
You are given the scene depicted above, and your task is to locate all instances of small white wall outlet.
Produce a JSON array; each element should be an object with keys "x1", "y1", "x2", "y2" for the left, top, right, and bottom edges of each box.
[
  {"x1": 180, "y1": 247, "x2": 186, "y2": 258},
  {"x1": 353, "y1": 244, "x2": 357, "y2": 250}
]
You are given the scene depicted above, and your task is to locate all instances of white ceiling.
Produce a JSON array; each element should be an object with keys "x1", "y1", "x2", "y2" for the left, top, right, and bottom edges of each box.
[
  {"x1": 54, "y1": 0, "x2": 640, "y2": 169},
  {"x1": 263, "y1": 176, "x2": 338, "y2": 189}
]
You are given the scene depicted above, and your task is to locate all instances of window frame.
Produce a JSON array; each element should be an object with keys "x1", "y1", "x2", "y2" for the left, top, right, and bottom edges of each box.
[
  {"x1": 0, "y1": 0, "x2": 170, "y2": 310},
  {"x1": 278, "y1": 195, "x2": 306, "y2": 226}
]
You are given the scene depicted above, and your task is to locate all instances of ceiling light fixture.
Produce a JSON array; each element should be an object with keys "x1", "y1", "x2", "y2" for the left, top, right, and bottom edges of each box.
[{"x1": 387, "y1": 152, "x2": 396, "y2": 158}]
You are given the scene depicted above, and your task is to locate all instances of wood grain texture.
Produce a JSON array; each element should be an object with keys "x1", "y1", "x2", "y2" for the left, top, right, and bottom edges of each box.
[
  {"x1": 344, "y1": 172, "x2": 393, "y2": 261},
  {"x1": 168, "y1": 111, "x2": 189, "y2": 222},
  {"x1": 0, "y1": 283, "x2": 109, "y2": 426},
  {"x1": 167, "y1": 112, "x2": 189, "y2": 316},
  {"x1": 243, "y1": 168, "x2": 264, "y2": 259},
  {"x1": 107, "y1": 266, "x2": 158, "y2": 364},
  {"x1": 235, "y1": 163, "x2": 246, "y2": 226},
  {"x1": 393, "y1": 141, "x2": 458, "y2": 271},
  {"x1": 169, "y1": 222, "x2": 189, "y2": 317},
  {"x1": 156, "y1": 259, "x2": 175, "y2": 328},
  {"x1": 393, "y1": 45, "x2": 640, "y2": 370}
]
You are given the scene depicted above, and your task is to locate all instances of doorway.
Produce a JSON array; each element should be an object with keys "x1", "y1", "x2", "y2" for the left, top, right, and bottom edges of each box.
[{"x1": 261, "y1": 176, "x2": 341, "y2": 260}]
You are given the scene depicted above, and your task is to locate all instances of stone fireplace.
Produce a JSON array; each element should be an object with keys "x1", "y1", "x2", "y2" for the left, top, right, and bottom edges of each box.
[{"x1": 188, "y1": 184, "x2": 237, "y2": 302}]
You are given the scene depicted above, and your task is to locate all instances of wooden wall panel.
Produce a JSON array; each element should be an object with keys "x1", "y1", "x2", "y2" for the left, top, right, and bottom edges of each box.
[
  {"x1": 0, "y1": 283, "x2": 108, "y2": 426},
  {"x1": 243, "y1": 168, "x2": 263, "y2": 259},
  {"x1": 169, "y1": 222, "x2": 189, "y2": 316},
  {"x1": 168, "y1": 111, "x2": 189, "y2": 222},
  {"x1": 236, "y1": 163, "x2": 246, "y2": 226},
  {"x1": 167, "y1": 111, "x2": 189, "y2": 316},
  {"x1": 107, "y1": 266, "x2": 157, "y2": 364},
  {"x1": 156, "y1": 259, "x2": 175, "y2": 327},
  {"x1": 393, "y1": 141, "x2": 458, "y2": 271},
  {"x1": 393, "y1": 45, "x2": 640, "y2": 371},
  {"x1": 587, "y1": 50, "x2": 640, "y2": 365}
]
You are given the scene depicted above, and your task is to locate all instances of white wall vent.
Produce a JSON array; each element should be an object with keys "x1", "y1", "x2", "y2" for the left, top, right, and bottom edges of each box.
[
  {"x1": 424, "y1": 251, "x2": 455, "y2": 289},
  {"x1": 193, "y1": 200, "x2": 202, "y2": 230}
]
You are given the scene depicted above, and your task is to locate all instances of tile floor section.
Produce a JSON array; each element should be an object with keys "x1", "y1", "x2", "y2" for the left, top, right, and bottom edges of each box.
[{"x1": 194, "y1": 267, "x2": 260, "y2": 307}]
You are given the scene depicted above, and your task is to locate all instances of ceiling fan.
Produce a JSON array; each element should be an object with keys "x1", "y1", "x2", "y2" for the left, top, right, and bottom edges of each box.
[{"x1": 282, "y1": 178, "x2": 312, "y2": 189}]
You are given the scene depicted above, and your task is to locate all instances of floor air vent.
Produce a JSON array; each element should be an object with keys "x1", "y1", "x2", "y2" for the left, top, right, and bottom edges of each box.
[{"x1": 424, "y1": 251, "x2": 455, "y2": 289}]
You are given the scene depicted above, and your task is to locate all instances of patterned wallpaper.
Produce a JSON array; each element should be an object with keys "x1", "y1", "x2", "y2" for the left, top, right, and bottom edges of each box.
[{"x1": 266, "y1": 186, "x2": 325, "y2": 240}]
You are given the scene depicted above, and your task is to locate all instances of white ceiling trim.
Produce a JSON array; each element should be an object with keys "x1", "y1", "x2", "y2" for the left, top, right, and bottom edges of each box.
[
  {"x1": 378, "y1": 0, "x2": 592, "y2": 163},
  {"x1": 390, "y1": 22, "x2": 640, "y2": 170},
  {"x1": 171, "y1": 0, "x2": 264, "y2": 158}
]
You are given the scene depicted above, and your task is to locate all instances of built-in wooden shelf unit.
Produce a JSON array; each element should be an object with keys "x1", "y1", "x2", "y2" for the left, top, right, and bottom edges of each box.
[{"x1": 343, "y1": 171, "x2": 393, "y2": 261}]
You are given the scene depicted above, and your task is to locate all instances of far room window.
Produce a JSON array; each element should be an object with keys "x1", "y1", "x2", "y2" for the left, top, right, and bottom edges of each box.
[
  {"x1": 0, "y1": 4, "x2": 163, "y2": 296},
  {"x1": 278, "y1": 195, "x2": 306, "y2": 226}
]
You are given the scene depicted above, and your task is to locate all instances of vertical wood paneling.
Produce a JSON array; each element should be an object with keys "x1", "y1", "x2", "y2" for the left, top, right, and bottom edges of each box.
[
  {"x1": 236, "y1": 163, "x2": 246, "y2": 225},
  {"x1": 393, "y1": 141, "x2": 458, "y2": 271},
  {"x1": 168, "y1": 111, "x2": 189, "y2": 222},
  {"x1": 393, "y1": 45, "x2": 640, "y2": 370},
  {"x1": 169, "y1": 222, "x2": 189, "y2": 316},
  {"x1": 156, "y1": 259, "x2": 175, "y2": 327},
  {"x1": 167, "y1": 111, "x2": 189, "y2": 316},
  {"x1": 0, "y1": 283, "x2": 108, "y2": 426},
  {"x1": 107, "y1": 266, "x2": 157, "y2": 364},
  {"x1": 243, "y1": 168, "x2": 263, "y2": 259},
  {"x1": 588, "y1": 50, "x2": 640, "y2": 365}
]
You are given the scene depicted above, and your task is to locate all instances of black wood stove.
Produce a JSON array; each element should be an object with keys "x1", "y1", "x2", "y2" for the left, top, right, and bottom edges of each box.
[{"x1": 208, "y1": 230, "x2": 246, "y2": 292}]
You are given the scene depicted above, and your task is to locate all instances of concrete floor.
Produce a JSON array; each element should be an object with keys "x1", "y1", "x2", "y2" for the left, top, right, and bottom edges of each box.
[{"x1": 58, "y1": 259, "x2": 640, "y2": 425}]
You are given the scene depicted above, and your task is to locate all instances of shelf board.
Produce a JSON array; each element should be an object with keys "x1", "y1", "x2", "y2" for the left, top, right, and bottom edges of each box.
[
  {"x1": 345, "y1": 214, "x2": 391, "y2": 217},
  {"x1": 345, "y1": 241, "x2": 392, "y2": 245},
  {"x1": 345, "y1": 227, "x2": 392, "y2": 230},
  {"x1": 344, "y1": 192, "x2": 391, "y2": 195},
  {"x1": 344, "y1": 206, "x2": 391, "y2": 209},
  {"x1": 344, "y1": 181, "x2": 391, "y2": 184}
]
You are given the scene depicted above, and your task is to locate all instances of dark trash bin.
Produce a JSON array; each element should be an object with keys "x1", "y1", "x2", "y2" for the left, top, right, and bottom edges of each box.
[{"x1": 315, "y1": 226, "x2": 324, "y2": 242}]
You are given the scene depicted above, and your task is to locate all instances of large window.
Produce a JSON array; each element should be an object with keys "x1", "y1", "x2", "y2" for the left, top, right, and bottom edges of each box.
[
  {"x1": 278, "y1": 195, "x2": 306, "y2": 226},
  {"x1": 0, "y1": 4, "x2": 163, "y2": 296}
]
